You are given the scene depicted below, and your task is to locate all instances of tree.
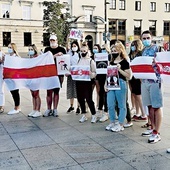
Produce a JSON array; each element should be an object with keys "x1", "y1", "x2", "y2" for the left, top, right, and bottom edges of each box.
[{"x1": 42, "y1": 1, "x2": 71, "y2": 46}]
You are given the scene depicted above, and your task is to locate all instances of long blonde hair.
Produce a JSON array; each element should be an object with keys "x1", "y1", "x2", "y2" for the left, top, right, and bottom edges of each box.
[
  {"x1": 110, "y1": 41, "x2": 128, "y2": 61},
  {"x1": 10, "y1": 43, "x2": 20, "y2": 56}
]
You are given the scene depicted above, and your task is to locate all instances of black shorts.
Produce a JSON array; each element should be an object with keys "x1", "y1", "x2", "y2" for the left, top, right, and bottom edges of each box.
[{"x1": 129, "y1": 76, "x2": 141, "y2": 95}]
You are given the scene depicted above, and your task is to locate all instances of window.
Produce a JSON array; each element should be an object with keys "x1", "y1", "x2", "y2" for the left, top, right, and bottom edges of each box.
[
  {"x1": 134, "y1": 20, "x2": 141, "y2": 35},
  {"x1": 43, "y1": 33, "x2": 50, "y2": 46},
  {"x1": 3, "y1": 32, "x2": 11, "y2": 47},
  {"x1": 110, "y1": 0, "x2": 116, "y2": 9},
  {"x1": 24, "y1": 32, "x2": 31, "y2": 46},
  {"x1": 22, "y1": 5, "x2": 31, "y2": 20},
  {"x1": 119, "y1": 0, "x2": 125, "y2": 10},
  {"x1": 149, "y1": 20, "x2": 156, "y2": 36},
  {"x1": 109, "y1": 19, "x2": 117, "y2": 34},
  {"x1": 135, "y1": 1, "x2": 141, "y2": 11},
  {"x1": 165, "y1": 3, "x2": 170, "y2": 12},
  {"x1": 163, "y1": 21, "x2": 170, "y2": 35},
  {"x1": 2, "y1": 4, "x2": 10, "y2": 18},
  {"x1": 150, "y1": 2, "x2": 156, "y2": 12},
  {"x1": 118, "y1": 20, "x2": 126, "y2": 34},
  {"x1": 84, "y1": 9, "x2": 93, "y2": 22}
]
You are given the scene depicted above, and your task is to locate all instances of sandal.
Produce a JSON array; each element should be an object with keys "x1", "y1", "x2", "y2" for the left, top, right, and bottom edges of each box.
[{"x1": 141, "y1": 123, "x2": 151, "y2": 128}]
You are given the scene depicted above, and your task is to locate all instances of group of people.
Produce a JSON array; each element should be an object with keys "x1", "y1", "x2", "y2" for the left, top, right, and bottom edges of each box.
[{"x1": 0, "y1": 30, "x2": 170, "y2": 152}]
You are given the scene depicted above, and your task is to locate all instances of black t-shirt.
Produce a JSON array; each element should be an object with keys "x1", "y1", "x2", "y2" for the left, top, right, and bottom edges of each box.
[{"x1": 110, "y1": 59, "x2": 130, "y2": 81}]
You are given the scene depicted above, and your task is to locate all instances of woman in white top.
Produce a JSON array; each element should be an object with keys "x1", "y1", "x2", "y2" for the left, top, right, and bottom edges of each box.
[{"x1": 7, "y1": 43, "x2": 21, "y2": 115}]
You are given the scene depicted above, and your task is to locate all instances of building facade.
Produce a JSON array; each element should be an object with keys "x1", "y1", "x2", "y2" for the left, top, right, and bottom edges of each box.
[{"x1": 0, "y1": 0, "x2": 170, "y2": 55}]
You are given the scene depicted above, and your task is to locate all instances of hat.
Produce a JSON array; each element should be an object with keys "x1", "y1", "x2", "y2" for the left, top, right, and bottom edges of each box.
[{"x1": 49, "y1": 35, "x2": 57, "y2": 41}]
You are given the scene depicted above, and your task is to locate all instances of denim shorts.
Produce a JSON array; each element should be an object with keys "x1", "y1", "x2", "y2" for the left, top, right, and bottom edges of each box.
[{"x1": 141, "y1": 82, "x2": 163, "y2": 108}]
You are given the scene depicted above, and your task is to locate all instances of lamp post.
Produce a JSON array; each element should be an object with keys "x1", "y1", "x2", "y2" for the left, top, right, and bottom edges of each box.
[{"x1": 104, "y1": 0, "x2": 110, "y2": 44}]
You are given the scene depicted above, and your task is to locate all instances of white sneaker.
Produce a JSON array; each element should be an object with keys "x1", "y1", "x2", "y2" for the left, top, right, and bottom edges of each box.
[
  {"x1": 91, "y1": 115, "x2": 97, "y2": 123},
  {"x1": 96, "y1": 110, "x2": 103, "y2": 118},
  {"x1": 79, "y1": 115, "x2": 87, "y2": 123},
  {"x1": 43, "y1": 109, "x2": 52, "y2": 117},
  {"x1": 124, "y1": 122, "x2": 133, "y2": 128},
  {"x1": 167, "y1": 148, "x2": 170, "y2": 153},
  {"x1": 7, "y1": 109, "x2": 20, "y2": 115},
  {"x1": 32, "y1": 111, "x2": 42, "y2": 118},
  {"x1": 106, "y1": 123, "x2": 115, "y2": 131},
  {"x1": 99, "y1": 113, "x2": 109, "y2": 122},
  {"x1": 148, "y1": 134, "x2": 161, "y2": 144},
  {"x1": 141, "y1": 129, "x2": 153, "y2": 137},
  {"x1": 53, "y1": 109, "x2": 58, "y2": 117},
  {"x1": 111, "y1": 123, "x2": 124, "y2": 132},
  {"x1": 28, "y1": 110, "x2": 36, "y2": 117}
]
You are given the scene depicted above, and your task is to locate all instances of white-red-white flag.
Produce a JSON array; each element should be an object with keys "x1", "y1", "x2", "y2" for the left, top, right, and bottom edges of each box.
[{"x1": 3, "y1": 51, "x2": 60, "y2": 91}]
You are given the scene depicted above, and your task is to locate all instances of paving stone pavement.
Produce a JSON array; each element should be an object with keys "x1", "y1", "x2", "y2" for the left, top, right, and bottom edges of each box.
[{"x1": 1, "y1": 80, "x2": 170, "y2": 170}]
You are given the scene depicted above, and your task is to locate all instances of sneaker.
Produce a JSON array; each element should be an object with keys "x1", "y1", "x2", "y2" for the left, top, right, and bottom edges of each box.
[
  {"x1": 99, "y1": 113, "x2": 109, "y2": 122},
  {"x1": 148, "y1": 133, "x2": 161, "y2": 144},
  {"x1": 111, "y1": 123, "x2": 124, "y2": 132},
  {"x1": 7, "y1": 109, "x2": 20, "y2": 115},
  {"x1": 96, "y1": 110, "x2": 103, "y2": 118},
  {"x1": 167, "y1": 148, "x2": 170, "y2": 153},
  {"x1": 32, "y1": 111, "x2": 42, "y2": 118},
  {"x1": 91, "y1": 115, "x2": 97, "y2": 123},
  {"x1": 131, "y1": 114, "x2": 140, "y2": 120},
  {"x1": 79, "y1": 115, "x2": 87, "y2": 123},
  {"x1": 43, "y1": 109, "x2": 52, "y2": 117},
  {"x1": 141, "y1": 129, "x2": 153, "y2": 137},
  {"x1": 52, "y1": 109, "x2": 58, "y2": 117},
  {"x1": 67, "y1": 107, "x2": 74, "y2": 113},
  {"x1": 28, "y1": 110, "x2": 36, "y2": 117},
  {"x1": 133, "y1": 116, "x2": 147, "y2": 122},
  {"x1": 76, "y1": 107, "x2": 80, "y2": 115},
  {"x1": 124, "y1": 122, "x2": 133, "y2": 128},
  {"x1": 106, "y1": 123, "x2": 115, "y2": 131},
  {"x1": 0, "y1": 107, "x2": 4, "y2": 113}
]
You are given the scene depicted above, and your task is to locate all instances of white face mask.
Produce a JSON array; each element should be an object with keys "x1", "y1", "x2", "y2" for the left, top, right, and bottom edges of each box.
[
  {"x1": 72, "y1": 46, "x2": 78, "y2": 52},
  {"x1": 50, "y1": 42, "x2": 57, "y2": 48}
]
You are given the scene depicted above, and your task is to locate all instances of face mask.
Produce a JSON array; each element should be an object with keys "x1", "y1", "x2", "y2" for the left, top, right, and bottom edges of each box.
[
  {"x1": 142, "y1": 40, "x2": 151, "y2": 47},
  {"x1": 72, "y1": 46, "x2": 78, "y2": 52},
  {"x1": 131, "y1": 46, "x2": 136, "y2": 52},
  {"x1": 8, "y1": 48, "x2": 13, "y2": 54},
  {"x1": 112, "y1": 53, "x2": 119, "y2": 59},
  {"x1": 93, "y1": 49, "x2": 98, "y2": 54},
  {"x1": 28, "y1": 50, "x2": 35, "y2": 56},
  {"x1": 81, "y1": 52, "x2": 87, "y2": 57},
  {"x1": 102, "y1": 50, "x2": 107, "y2": 53},
  {"x1": 50, "y1": 42, "x2": 57, "y2": 48}
]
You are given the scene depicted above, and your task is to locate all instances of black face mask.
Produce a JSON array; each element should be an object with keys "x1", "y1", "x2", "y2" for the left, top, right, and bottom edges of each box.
[
  {"x1": 81, "y1": 52, "x2": 87, "y2": 57},
  {"x1": 112, "y1": 53, "x2": 119, "y2": 59}
]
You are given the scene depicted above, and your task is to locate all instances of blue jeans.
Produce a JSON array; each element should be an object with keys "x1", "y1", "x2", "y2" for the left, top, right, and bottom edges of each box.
[{"x1": 107, "y1": 79, "x2": 127, "y2": 124}]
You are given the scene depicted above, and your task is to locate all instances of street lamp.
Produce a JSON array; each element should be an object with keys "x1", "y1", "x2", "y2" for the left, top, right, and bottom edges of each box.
[{"x1": 104, "y1": 0, "x2": 110, "y2": 44}]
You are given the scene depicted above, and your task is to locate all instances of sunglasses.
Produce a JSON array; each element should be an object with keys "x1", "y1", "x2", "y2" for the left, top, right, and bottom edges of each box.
[{"x1": 142, "y1": 37, "x2": 150, "y2": 40}]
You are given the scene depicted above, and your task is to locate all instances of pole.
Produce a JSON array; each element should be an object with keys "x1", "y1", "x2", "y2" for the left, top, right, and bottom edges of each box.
[{"x1": 104, "y1": 0, "x2": 107, "y2": 44}]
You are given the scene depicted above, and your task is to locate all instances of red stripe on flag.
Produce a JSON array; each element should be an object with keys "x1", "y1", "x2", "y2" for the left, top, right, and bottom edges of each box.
[
  {"x1": 71, "y1": 70, "x2": 89, "y2": 76},
  {"x1": 3, "y1": 64, "x2": 58, "y2": 79},
  {"x1": 131, "y1": 65, "x2": 154, "y2": 73}
]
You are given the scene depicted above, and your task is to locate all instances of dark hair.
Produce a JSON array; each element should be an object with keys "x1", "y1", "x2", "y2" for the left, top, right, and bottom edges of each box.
[
  {"x1": 29, "y1": 44, "x2": 38, "y2": 55},
  {"x1": 70, "y1": 41, "x2": 80, "y2": 56},
  {"x1": 93, "y1": 44, "x2": 102, "y2": 53},
  {"x1": 141, "y1": 30, "x2": 152, "y2": 36}
]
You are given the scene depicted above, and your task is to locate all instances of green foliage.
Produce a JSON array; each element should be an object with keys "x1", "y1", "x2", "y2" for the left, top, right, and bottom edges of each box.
[{"x1": 42, "y1": 1, "x2": 71, "y2": 46}]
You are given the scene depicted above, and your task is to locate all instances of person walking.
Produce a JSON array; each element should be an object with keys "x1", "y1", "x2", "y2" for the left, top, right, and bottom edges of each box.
[
  {"x1": 7, "y1": 43, "x2": 21, "y2": 115},
  {"x1": 43, "y1": 34, "x2": 66, "y2": 117},
  {"x1": 105, "y1": 41, "x2": 132, "y2": 132},
  {"x1": 27, "y1": 44, "x2": 42, "y2": 118}
]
